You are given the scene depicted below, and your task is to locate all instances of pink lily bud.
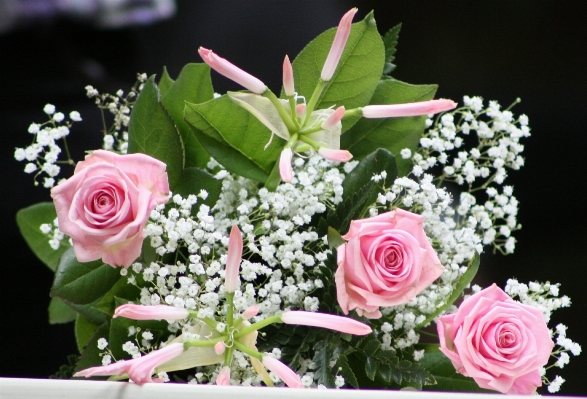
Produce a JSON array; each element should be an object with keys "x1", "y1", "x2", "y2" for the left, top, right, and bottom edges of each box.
[
  {"x1": 281, "y1": 311, "x2": 372, "y2": 335},
  {"x1": 216, "y1": 366, "x2": 231, "y2": 386},
  {"x1": 362, "y1": 99, "x2": 457, "y2": 118},
  {"x1": 295, "y1": 103, "x2": 306, "y2": 118},
  {"x1": 114, "y1": 304, "x2": 189, "y2": 320},
  {"x1": 283, "y1": 55, "x2": 295, "y2": 97},
  {"x1": 214, "y1": 341, "x2": 226, "y2": 355},
  {"x1": 75, "y1": 342, "x2": 184, "y2": 385},
  {"x1": 279, "y1": 148, "x2": 294, "y2": 183},
  {"x1": 262, "y1": 356, "x2": 302, "y2": 388},
  {"x1": 199, "y1": 47, "x2": 267, "y2": 94},
  {"x1": 321, "y1": 8, "x2": 358, "y2": 81},
  {"x1": 242, "y1": 305, "x2": 260, "y2": 320},
  {"x1": 318, "y1": 148, "x2": 353, "y2": 163},
  {"x1": 321, "y1": 106, "x2": 345, "y2": 130},
  {"x1": 224, "y1": 225, "x2": 243, "y2": 293}
]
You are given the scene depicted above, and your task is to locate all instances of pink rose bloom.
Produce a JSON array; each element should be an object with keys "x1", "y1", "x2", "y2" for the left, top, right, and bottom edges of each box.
[
  {"x1": 51, "y1": 150, "x2": 169, "y2": 267},
  {"x1": 437, "y1": 284, "x2": 554, "y2": 395},
  {"x1": 335, "y1": 208, "x2": 444, "y2": 319}
]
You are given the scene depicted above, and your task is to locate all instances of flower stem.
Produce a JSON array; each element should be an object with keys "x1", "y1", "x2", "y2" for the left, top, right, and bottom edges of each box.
[
  {"x1": 233, "y1": 340, "x2": 262, "y2": 360},
  {"x1": 233, "y1": 314, "x2": 281, "y2": 339},
  {"x1": 263, "y1": 90, "x2": 297, "y2": 133},
  {"x1": 303, "y1": 79, "x2": 326, "y2": 126}
]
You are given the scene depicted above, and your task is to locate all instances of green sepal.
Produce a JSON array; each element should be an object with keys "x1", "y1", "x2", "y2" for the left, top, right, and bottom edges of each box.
[
  {"x1": 327, "y1": 226, "x2": 346, "y2": 250},
  {"x1": 128, "y1": 75, "x2": 184, "y2": 189},
  {"x1": 16, "y1": 202, "x2": 68, "y2": 272},
  {"x1": 160, "y1": 63, "x2": 214, "y2": 169},
  {"x1": 291, "y1": 11, "x2": 385, "y2": 132},
  {"x1": 342, "y1": 79, "x2": 437, "y2": 176}
]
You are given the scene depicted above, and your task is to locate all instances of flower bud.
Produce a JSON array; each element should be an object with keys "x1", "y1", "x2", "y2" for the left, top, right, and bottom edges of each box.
[
  {"x1": 318, "y1": 148, "x2": 353, "y2": 162},
  {"x1": 114, "y1": 304, "x2": 189, "y2": 320},
  {"x1": 321, "y1": 106, "x2": 345, "y2": 130},
  {"x1": 362, "y1": 99, "x2": 457, "y2": 118},
  {"x1": 281, "y1": 311, "x2": 371, "y2": 335},
  {"x1": 199, "y1": 47, "x2": 266, "y2": 94},
  {"x1": 262, "y1": 356, "x2": 302, "y2": 388},
  {"x1": 224, "y1": 225, "x2": 243, "y2": 293},
  {"x1": 216, "y1": 366, "x2": 231, "y2": 386},
  {"x1": 283, "y1": 55, "x2": 295, "y2": 97},
  {"x1": 279, "y1": 148, "x2": 294, "y2": 183},
  {"x1": 321, "y1": 8, "x2": 358, "y2": 81}
]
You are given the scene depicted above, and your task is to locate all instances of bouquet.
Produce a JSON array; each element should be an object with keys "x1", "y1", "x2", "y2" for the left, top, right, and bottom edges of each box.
[{"x1": 14, "y1": 8, "x2": 580, "y2": 394}]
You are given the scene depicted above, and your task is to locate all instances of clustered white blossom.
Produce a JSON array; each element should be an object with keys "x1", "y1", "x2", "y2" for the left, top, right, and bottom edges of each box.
[
  {"x1": 39, "y1": 217, "x2": 70, "y2": 250},
  {"x1": 14, "y1": 104, "x2": 81, "y2": 188},
  {"x1": 505, "y1": 279, "x2": 580, "y2": 393},
  {"x1": 85, "y1": 72, "x2": 147, "y2": 154}
]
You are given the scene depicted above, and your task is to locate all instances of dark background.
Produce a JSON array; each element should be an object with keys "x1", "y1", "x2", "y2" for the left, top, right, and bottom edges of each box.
[{"x1": 1, "y1": 0, "x2": 585, "y2": 395}]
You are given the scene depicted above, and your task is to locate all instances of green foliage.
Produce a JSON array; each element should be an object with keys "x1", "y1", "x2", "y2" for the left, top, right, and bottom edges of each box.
[
  {"x1": 48, "y1": 297, "x2": 77, "y2": 324},
  {"x1": 75, "y1": 315, "x2": 101, "y2": 353},
  {"x1": 184, "y1": 97, "x2": 284, "y2": 183},
  {"x1": 49, "y1": 354, "x2": 80, "y2": 379},
  {"x1": 419, "y1": 351, "x2": 493, "y2": 392},
  {"x1": 382, "y1": 24, "x2": 401, "y2": 76},
  {"x1": 317, "y1": 148, "x2": 398, "y2": 237},
  {"x1": 173, "y1": 167, "x2": 222, "y2": 215},
  {"x1": 342, "y1": 79, "x2": 437, "y2": 176},
  {"x1": 75, "y1": 322, "x2": 109, "y2": 372},
  {"x1": 416, "y1": 254, "x2": 480, "y2": 329},
  {"x1": 16, "y1": 202, "x2": 68, "y2": 272},
  {"x1": 291, "y1": 11, "x2": 385, "y2": 132},
  {"x1": 160, "y1": 63, "x2": 214, "y2": 169},
  {"x1": 128, "y1": 75, "x2": 184, "y2": 189}
]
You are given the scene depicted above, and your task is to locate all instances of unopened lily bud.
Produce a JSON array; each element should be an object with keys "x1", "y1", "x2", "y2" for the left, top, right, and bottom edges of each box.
[
  {"x1": 281, "y1": 311, "x2": 371, "y2": 335},
  {"x1": 279, "y1": 148, "x2": 294, "y2": 183},
  {"x1": 224, "y1": 225, "x2": 243, "y2": 293},
  {"x1": 242, "y1": 305, "x2": 260, "y2": 320},
  {"x1": 199, "y1": 47, "x2": 267, "y2": 94},
  {"x1": 362, "y1": 99, "x2": 457, "y2": 119},
  {"x1": 295, "y1": 103, "x2": 306, "y2": 118},
  {"x1": 318, "y1": 148, "x2": 353, "y2": 162},
  {"x1": 321, "y1": 8, "x2": 358, "y2": 81},
  {"x1": 216, "y1": 366, "x2": 231, "y2": 386},
  {"x1": 262, "y1": 356, "x2": 302, "y2": 388},
  {"x1": 114, "y1": 304, "x2": 189, "y2": 320},
  {"x1": 214, "y1": 341, "x2": 226, "y2": 355},
  {"x1": 321, "y1": 106, "x2": 345, "y2": 130},
  {"x1": 283, "y1": 55, "x2": 295, "y2": 97}
]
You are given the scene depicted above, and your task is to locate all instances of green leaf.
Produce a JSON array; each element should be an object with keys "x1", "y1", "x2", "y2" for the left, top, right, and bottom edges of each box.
[
  {"x1": 342, "y1": 79, "x2": 437, "y2": 176},
  {"x1": 172, "y1": 167, "x2": 222, "y2": 215},
  {"x1": 51, "y1": 247, "x2": 121, "y2": 305},
  {"x1": 16, "y1": 202, "x2": 68, "y2": 271},
  {"x1": 416, "y1": 254, "x2": 480, "y2": 329},
  {"x1": 158, "y1": 66, "x2": 175, "y2": 97},
  {"x1": 128, "y1": 75, "x2": 184, "y2": 189},
  {"x1": 108, "y1": 309, "x2": 167, "y2": 361},
  {"x1": 365, "y1": 356, "x2": 379, "y2": 380},
  {"x1": 342, "y1": 147, "x2": 398, "y2": 204},
  {"x1": 62, "y1": 298, "x2": 109, "y2": 324},
  {"x1": 48, "y1": 297, "x2": 77, "y2": 324},
  {"x1": 161, "y1": 63, "x2": 214, "y2": 169},
  {"x1": 327, "y1": 226, "x2": 346, "y2": 250},
  {"x1": 92, "y1": 277, "x2": 140, "y2": 317},
  {"x1": 382, "y1": 24, "x2": 401, "y2": 76},
  {"x1": 184, "y1": 97, "x2": 284, "y2": 182},
  {"x1": 313, "y1": 339, "x2": 337, "y2": 387},
  {"x1": 292, "y1": 11, "x2": 385, "y2": 132},
  {"x1": 420, "y1": 351, "x2": 494, "y2": 392},
  {"x1": 75, "y1": 315, "x2": 101, "y2": 353},
  {"x1": 75, "y1": 322, "x2": 109, "y2": 372},
  {"x1": 336, "y1": 354, "x2": 359, "y2": 388}
]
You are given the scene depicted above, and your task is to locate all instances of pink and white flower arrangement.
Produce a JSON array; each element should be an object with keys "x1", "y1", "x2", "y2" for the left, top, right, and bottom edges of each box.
[{"x1": 14, "y1": 7, "x2": 579, "y2": 395}]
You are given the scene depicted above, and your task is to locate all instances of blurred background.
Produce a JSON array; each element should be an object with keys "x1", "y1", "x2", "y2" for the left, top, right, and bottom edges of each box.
[{"x1": 1, "y1": 0, "x2": 585, "y2": 395}]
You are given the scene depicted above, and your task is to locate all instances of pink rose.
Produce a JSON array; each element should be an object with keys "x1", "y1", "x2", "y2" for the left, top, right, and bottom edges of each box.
[
  {"x1": 51, "y1": 150, "x2": 169, "y2": 267},
  {"x1": 437, "y1": 284, "x2": 554, "y2": 395},
  {"x1": 335, "y1": 208, "x2": 444, "y2": 319}
]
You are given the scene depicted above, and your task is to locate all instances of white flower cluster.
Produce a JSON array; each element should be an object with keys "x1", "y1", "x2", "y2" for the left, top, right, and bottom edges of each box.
[
  {"x1": 14, "y1": 104, "x2": 81, "y2": 188},
  {"x1": 85, "y1": 73, "x2": 146, "y2": 154},
  {"x1": 39, "y1": 217, "x2": 69, "y2": 250},
  {"x1": 505, "y1": 279, "x2": 580, "y2": 393}
]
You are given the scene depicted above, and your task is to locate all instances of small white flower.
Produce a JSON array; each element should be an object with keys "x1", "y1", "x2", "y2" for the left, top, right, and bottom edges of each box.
[{"x1": 43, "y1": 104, "x2": 56, "y2": 115}]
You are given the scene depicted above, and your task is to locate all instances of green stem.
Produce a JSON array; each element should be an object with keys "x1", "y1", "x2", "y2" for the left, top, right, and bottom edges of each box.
[
  {"x1": 303, "y1": 79, "x2": 326, "y2": 126},
  {"x1": 233, "y1": 314, "x2": 281, "y2": 339},
  {"x1": 233, "y1": 340, "x2": 262, "y2": 360},
  {"x1": 183, "y1": 336, "x2": 224, "y2": 349},
  {"x1": 226, "y1": 292, "x2": 235, "y2": 329},
  {"x1": 343, "y1": 108, "x2": 362, "y2": 119},
  {"x1": 263, "y1": 90, "x2": 297, "y2": 133},
  {"x1": 298, "y1": 135, "x2": 322, "y2": 151}
]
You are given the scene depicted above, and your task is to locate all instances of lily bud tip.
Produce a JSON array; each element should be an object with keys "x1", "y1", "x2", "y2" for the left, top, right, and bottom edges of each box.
[{"x1": 321, "y1": 8, "x2": 358, "y2": 81}]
